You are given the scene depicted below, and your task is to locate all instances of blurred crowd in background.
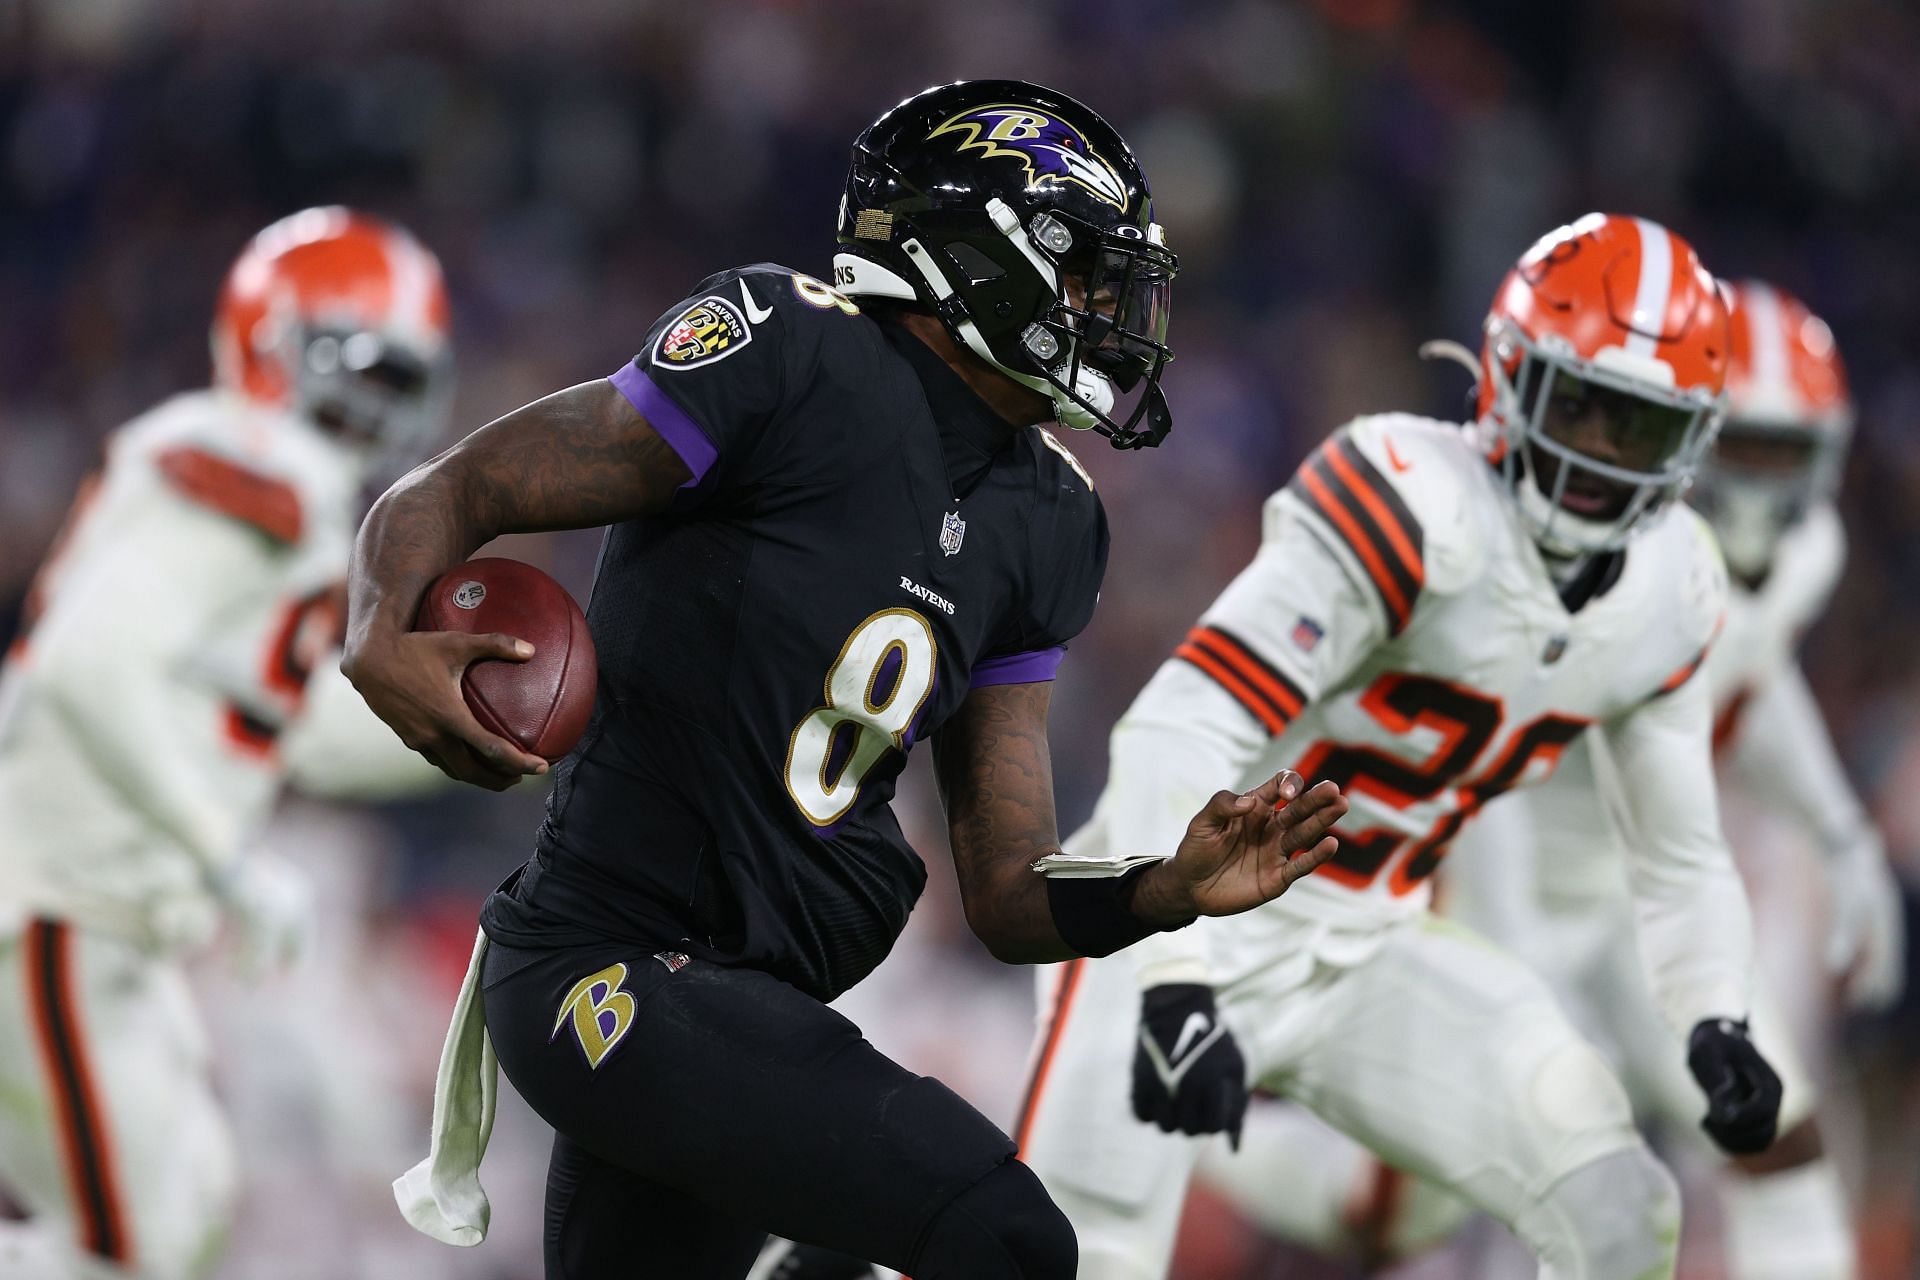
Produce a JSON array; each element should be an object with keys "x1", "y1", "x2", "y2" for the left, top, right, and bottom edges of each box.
[{"x1": 2, "y1": 0, "x2": 1919, "y2": 1275}]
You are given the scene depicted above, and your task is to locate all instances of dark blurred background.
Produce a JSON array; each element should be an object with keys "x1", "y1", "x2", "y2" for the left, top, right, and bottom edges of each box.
[{"x1": 1, "y1": 0, "x2": 1917, "y2": 1276}]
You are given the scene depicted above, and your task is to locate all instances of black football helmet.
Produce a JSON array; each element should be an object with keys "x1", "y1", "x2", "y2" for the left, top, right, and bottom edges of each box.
[{"x1": 835, "y1": 80, "x2": 1177, "y2": 449}]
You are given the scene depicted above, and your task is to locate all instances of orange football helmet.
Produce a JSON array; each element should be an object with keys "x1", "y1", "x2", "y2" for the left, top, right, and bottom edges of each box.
[
  {"x1": 212, "y1": 206, "x2": 452, "y2": 470},
  {"x1": 1693, "y1": 280, "x2": 1854, "y2": 580},
  {"x1": 1472, "y1": 213, "x2": 1730, "y2": 557}
]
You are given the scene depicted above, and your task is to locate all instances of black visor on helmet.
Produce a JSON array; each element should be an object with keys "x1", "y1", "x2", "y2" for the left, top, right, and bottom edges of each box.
[
  {"x1": 1059, "y1": 221, "x2": 1175, "y2": 388},
  {"x1": 1017, "y1": 210, "x2": 1176, "y2": 445}
]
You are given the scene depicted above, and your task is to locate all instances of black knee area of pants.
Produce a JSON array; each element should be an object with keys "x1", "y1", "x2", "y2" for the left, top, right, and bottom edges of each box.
[{"x1": 910, "y1": 1158, "x2": 1076, "y2": 1280}]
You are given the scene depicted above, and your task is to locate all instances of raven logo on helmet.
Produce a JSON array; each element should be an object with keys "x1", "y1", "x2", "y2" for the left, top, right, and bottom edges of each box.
[{"x1": 927, "y1": 105, "x2": 1131, "y2": 212}]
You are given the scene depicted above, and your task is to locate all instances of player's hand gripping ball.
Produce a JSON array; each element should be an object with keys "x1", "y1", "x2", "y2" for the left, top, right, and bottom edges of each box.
[{"x1": 414, "y1": 558, "x2": 597, "y2": 763}]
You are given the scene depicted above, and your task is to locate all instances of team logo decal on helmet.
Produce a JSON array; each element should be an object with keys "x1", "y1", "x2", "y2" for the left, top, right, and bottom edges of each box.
[{"x1": 927, "y1": 106, "x2": 1131, "y2": 211}]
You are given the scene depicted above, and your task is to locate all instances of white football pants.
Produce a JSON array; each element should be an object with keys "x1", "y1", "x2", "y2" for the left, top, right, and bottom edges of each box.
[
  {"x1": 1018, "y1": 912, "x2": 1680, "y2": 1280},
  {"x1": 1195, "y1": 899, "x2": 1839, "y2": 1275},
  {"x1": 0, "y1": 920, "x2": 234, "y2": 1279}
]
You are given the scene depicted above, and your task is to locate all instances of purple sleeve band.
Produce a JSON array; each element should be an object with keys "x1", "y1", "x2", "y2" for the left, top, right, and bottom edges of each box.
[
  {"x1": 969, "y1": 646, "x2": 1067, "y2": 689},
  {"x1": 609, "y1": 362, "x2": 718, "y2": 489}
]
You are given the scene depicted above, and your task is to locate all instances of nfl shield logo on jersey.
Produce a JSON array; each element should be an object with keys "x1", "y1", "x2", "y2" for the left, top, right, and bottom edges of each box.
[{"x1": 940, "y1": 510, "x2": 966, "y2": 556}]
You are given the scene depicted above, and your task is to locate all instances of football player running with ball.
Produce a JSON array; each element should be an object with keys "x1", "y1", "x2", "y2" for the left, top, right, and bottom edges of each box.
[
  {"x1": 345, "y1": 80, "x2": 1345, "y2": 1280},
  {"x1": 0, "y1": 209, "x2": 454, "y2": 1279},
  {"x1": 1016, "y1": 214, "x2": 1783, "y2": 1280},
  {"x1": 1194, "y1": 279, "x2": 1901, "y2": 1279}
]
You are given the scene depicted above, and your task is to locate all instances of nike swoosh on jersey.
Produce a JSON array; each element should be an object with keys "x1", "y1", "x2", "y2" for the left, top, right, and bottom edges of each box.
[
  {"x1": 1384, "y1": 436, "x2": 1412, "y2": 472},
  {"x1": 739, "y1": 279, "x2": 774, "y2": 324}
]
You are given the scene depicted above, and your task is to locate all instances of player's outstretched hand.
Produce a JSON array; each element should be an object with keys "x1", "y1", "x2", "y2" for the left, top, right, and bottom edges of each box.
[
  {"x1": 1147, "y1": 771, "x2": 1346, "y2": 920},
  {"x1": 341, "y1": 629, "x2": 548, "y2": 790},
  {"x1": 1687, "y1": 1017, "x2": 1783, "y2": 1155}
]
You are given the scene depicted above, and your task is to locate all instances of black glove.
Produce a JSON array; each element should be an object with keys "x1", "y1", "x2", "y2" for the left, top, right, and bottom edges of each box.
[
  {"x1": 1131, "y1": 983, "x2": 1249, "y2": 1148},
  {"x1": 1687, "y1": 1017, "x2": 1783, "y2": 1155}
]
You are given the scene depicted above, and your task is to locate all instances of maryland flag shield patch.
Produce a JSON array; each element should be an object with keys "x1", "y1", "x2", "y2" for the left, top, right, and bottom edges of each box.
[{"x1": 654, "y1": 295, "x2": 751, "y2": 370}]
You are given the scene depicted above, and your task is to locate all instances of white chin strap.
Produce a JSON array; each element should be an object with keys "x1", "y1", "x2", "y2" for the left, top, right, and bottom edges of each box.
[
  {"x1": 839, "y1": 228, "x2": 1119, "y2": 433},
  {"x1": 1048, "y1": 361, "x2": 1116, "y2": 431}
]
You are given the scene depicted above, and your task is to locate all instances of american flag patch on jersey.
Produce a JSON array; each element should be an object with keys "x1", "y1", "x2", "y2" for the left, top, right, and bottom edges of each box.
[{"x1": 1291, "y1": 616, "x2": 1324, "y2": 652}]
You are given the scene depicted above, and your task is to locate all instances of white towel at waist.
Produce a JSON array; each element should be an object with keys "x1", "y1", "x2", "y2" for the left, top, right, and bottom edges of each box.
[{"x1": 393, "y1": 928, "x2": 498, "y2": 1245}]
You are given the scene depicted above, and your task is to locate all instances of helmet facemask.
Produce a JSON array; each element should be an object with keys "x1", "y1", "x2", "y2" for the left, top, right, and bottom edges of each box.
[
  {"x1": 1012, "y1": 209, "x2": 1175, "y2": 445},
  {"x1": 1486, "y1": 319, "x2": 1723, "y2": 559},
  {"x1": 1690, "y1": 419, "x2": 1847, "y2": 581},
  {"x1": 872, "y1": 198, "x2": 1175, "y2": 448},
  {"x1": 302, "y1": 328, "x2": 450, "y2": 470},
  {"x1": 252, "y1": 304, "x2": 452, "y2": 481}
]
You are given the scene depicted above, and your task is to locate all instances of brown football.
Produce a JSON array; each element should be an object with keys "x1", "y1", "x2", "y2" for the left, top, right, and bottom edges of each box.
[{"x1": 414, "y1": 557, "x2": 597, "y2": 763}]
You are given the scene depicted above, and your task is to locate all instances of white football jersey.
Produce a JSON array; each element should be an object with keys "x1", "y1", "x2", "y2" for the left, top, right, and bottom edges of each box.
[
  {"x1": 1084, "y1": 413, "x2": 1754, "y2": 1032},
  {"x1": 1519, "y1": 503, "x2": 1850, "y2": 906},
  {"x1": 1701, "y1": 503, "x2": 1843, "y2": 745},
  {"x1": 0, "y1": 390, "x2": 433, "y2": 951}
]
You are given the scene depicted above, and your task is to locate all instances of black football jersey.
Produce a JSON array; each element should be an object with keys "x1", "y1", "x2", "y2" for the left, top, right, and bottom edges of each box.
[{"x1": 480, "y1": 264, "x2": 1109, "y2": 1001}]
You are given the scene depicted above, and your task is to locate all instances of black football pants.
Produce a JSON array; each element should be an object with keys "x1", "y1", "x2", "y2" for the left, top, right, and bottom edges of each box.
[{"x1": 480, "y1": 939, "x2": 1076, "y2": 1279}]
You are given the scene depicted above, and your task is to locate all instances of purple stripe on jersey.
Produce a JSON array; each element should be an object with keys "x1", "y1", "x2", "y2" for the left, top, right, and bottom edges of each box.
[
  {"x1": 970, "y1": 646, "x2": 1067, "y2": 689},
  {"x1": 608, "y1": 362, "x2": 717, "y2": 489}
]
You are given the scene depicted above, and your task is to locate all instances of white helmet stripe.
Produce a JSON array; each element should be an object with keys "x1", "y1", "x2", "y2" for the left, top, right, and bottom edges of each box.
[
  {"x1": 383, "y1": 230, "x2": 434, "y2": 337},
  {"x1": 1624, "y1": 217, "x2": 1673, "y2": 359},
  {"x1": 1743, "y1": 281, "x2": 1789, "y2": 402}
]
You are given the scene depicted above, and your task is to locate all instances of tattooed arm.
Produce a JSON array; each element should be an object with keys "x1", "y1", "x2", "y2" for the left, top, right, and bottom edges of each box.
[
  {"x1": 342, "y1": 380, "x2": 690, "y2": 789},
  {"x1": 933, "y1": 683, "x2": 1072, "y2": 962},
  {"x1": 934, "y1": 682, "x2": 1347, "y2": 964}
]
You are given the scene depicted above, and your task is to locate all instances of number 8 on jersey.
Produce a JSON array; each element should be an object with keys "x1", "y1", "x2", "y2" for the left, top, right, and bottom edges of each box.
[{"x1": 784, "y1": 609, "x2": 938, "y2": 827}]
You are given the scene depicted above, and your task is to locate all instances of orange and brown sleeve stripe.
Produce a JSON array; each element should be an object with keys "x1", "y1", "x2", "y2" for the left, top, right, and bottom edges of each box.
[
  {"x1": 1287, "y1": 436, "x2": 1423, "y2": 634},
  {"x1": 1654, "y1": 614, "x2": 1724, "y2": 699},
  {"x1": 155, "y1": 445, "x2": 303, "y2": 544},
  {"x1": 1655, "y1": 645, "x2": 1711, "y2": 696},
  {"x1": 1173, "y1": 625, "x2": 1307, "y2": 736}
]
